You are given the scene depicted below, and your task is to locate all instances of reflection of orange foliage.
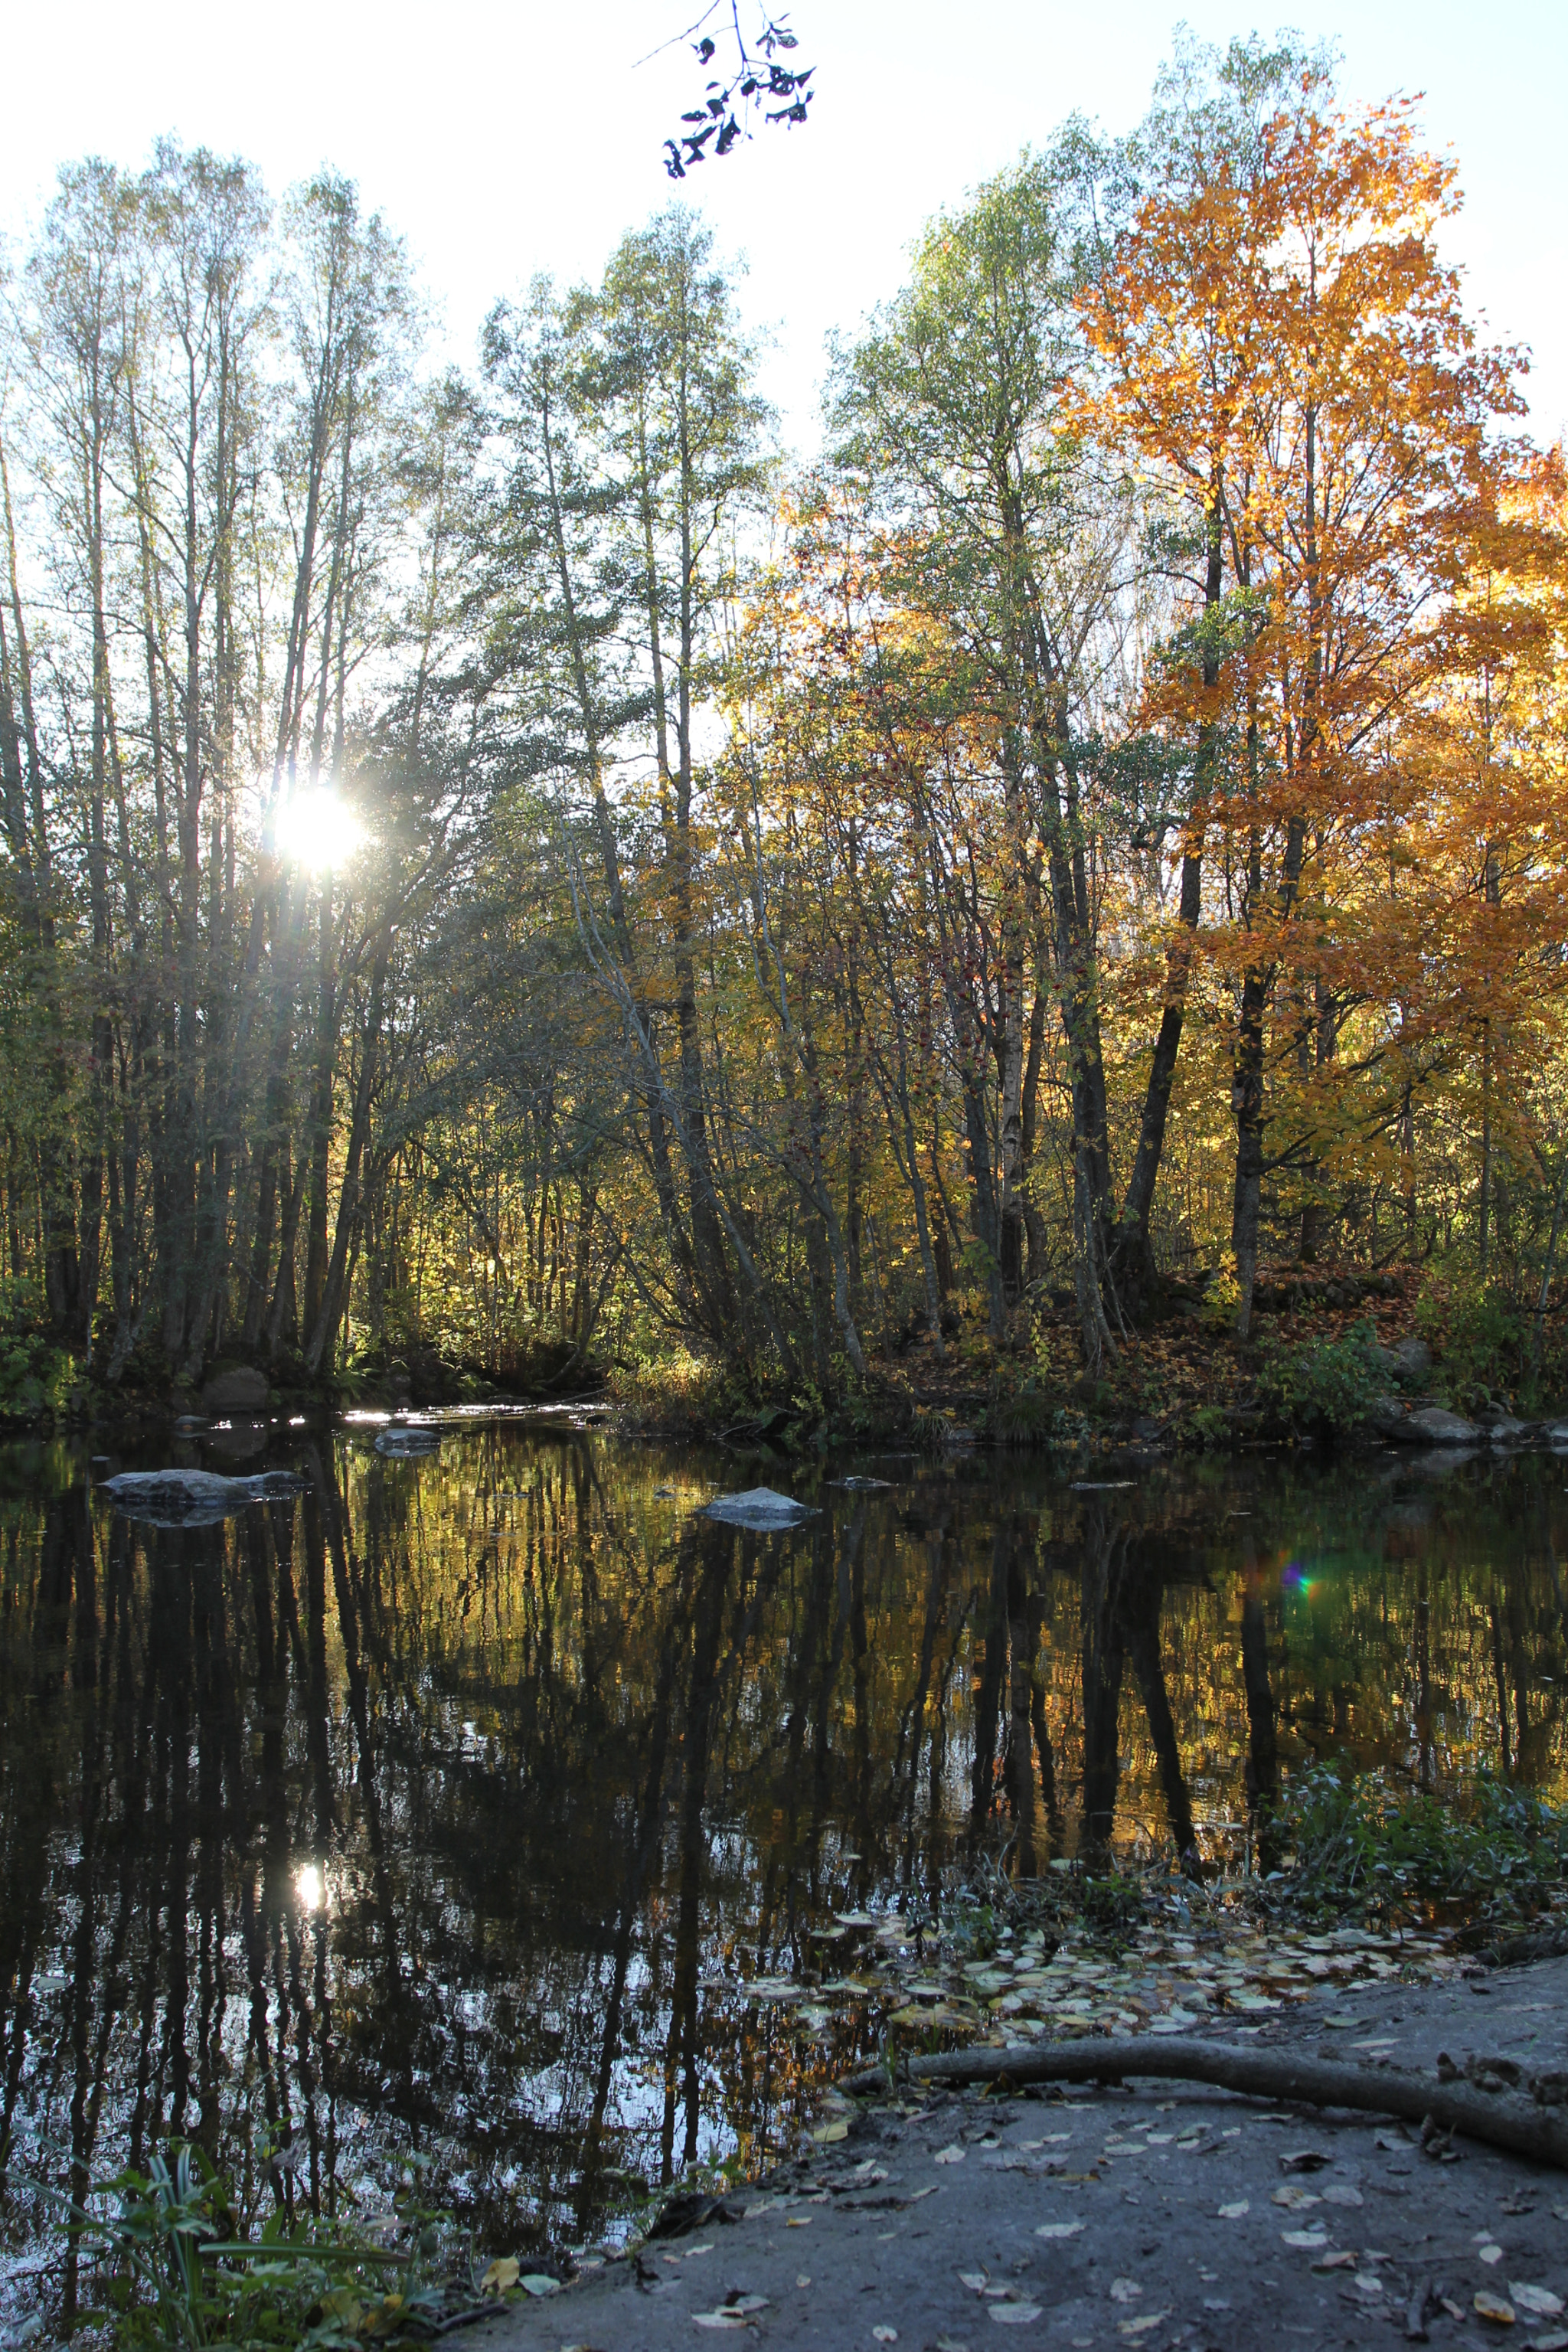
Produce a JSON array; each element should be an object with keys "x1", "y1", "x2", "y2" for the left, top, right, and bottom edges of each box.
[{"x1": 0, "y1": 1436, "x2": 1563, "y2": 2263}]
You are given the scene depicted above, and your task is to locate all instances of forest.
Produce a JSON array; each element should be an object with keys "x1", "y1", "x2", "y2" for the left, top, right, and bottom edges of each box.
[{"x1": 2, "y1": 34, "x2": 1565, "y2": 1429}]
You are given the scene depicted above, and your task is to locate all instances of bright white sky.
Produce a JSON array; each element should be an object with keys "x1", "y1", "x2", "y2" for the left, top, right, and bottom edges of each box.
[{"x1": 4, "y1": 0, "x2": 1563, "y2": 456}]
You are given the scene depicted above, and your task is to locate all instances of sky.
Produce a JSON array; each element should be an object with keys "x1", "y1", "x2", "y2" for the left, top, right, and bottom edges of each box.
[{"x1": 2, "y1": 0, "x2": 1563, "y2": 456}]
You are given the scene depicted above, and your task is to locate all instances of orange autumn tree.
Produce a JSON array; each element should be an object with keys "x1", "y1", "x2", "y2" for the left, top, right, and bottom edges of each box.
[{"x1": 1080, "y1": 36, "x2": 1525, "y2": 1333}]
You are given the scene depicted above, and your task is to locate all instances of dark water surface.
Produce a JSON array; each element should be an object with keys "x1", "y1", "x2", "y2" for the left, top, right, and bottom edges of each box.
[{"x1": 2, "y1": 1423, "x2": 1565, "y2": 2303}]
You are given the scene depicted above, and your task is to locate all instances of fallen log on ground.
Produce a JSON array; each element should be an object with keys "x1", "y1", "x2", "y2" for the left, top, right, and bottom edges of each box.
[{"x1": 841, "y1": 2036, "x2": 1568, "y2": 2170}]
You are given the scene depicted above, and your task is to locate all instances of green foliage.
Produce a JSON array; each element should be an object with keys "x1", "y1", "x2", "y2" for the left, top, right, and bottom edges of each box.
[
  {"x1": 1254, "y1": 1319, "x2": 1383, "y2": 1436},
  {"x1": 985, "y1": 1377, "x2": 1056, "y2": 1448},
  {"x1": 1274, "y1": 1763, "x2": 1568, "y2": 1929},
  {"x1": 1179, "y1": 1402, "x2": 1229, "y2": 1449},
  {"x1": 0, "y1": 1279, "x2": 76, "y2": 1419},
  {"x1": 1075, "y1": 1870, "x2": 1151, "y2": 1948},
  {"x1": 1416, "y1": 1276, "x2": 1525, "y2": 1411},
  {"x1": 63, "y1": 2140, "x2": 456, "y2": 2352}
]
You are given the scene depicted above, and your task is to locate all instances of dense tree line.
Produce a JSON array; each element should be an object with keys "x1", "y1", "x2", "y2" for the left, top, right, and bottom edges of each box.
[{"x1": 2, "y1": 37, "x2": 1565, "y2": 1404}]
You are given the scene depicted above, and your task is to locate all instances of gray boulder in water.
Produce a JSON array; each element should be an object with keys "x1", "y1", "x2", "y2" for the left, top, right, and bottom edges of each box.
[
  {"x1": 704, "y1": 1486, "x2": 815, "y2": 1528},
  {"x1": 374, "y1": 1425, "x2": 440, "y2": 1458},
  {"x1": 98, "y1": 1468, "x2": 305, "y2": 1526},
  {"x1": 1402, "y1": 1406, "x2": 1481, "y2": 1446}
]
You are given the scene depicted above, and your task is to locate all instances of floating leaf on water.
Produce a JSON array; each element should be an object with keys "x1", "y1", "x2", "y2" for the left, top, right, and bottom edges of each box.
[
  {"x1": 479, "y1": 2258, "x2": 520, "y2": 2295},
  {"x1": 1511, "y1": 2285, "x2": 1566, "y2": 2319},
  {"x1": 1474, "y1": 2290, "x2": 1516, "y2": 2326}
]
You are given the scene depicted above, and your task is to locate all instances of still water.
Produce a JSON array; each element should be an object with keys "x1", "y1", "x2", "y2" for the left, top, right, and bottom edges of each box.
[{"x1": 1, "y1": 1421, "x2": 1564, "y2": 2300}]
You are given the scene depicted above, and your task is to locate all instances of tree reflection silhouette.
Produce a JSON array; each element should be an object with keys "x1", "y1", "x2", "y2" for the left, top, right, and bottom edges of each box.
[{"x1": 0, "y1": 1439, "x2": 1562, "y2": 2281}]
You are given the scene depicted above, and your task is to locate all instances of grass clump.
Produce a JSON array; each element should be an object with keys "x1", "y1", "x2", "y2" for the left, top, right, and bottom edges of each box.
[{"x1": 57, "y1": 2141, "x2": 473, "y2": 2351}]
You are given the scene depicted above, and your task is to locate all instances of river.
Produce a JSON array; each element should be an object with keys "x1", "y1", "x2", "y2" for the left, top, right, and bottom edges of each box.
[{"x1": 0, "y1": 1418, "x2": 1563, "y2": 2308}]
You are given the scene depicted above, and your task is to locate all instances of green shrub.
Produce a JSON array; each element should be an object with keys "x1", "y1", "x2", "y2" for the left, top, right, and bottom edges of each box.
[
  {"x1": 0, "y1": 1279, "x2": 75, "y2": 1419},
  {"x1": 1274, "y1": 1762, "x2": 1568, "y2": 1929},
  {"x1": 1416, "y1": 1276, "x2": 1524, "y2": 1410},
  {"x1": 1255, "y1": 1319, "x2": 1382, "y2": 1436}
]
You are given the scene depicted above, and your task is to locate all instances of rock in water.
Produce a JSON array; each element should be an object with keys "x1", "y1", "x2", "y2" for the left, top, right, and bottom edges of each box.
[
  {"x1": 1403, "y1": 1406, "x2": 1481, "y2": 1446},
  {"x1": 704, "y1": 1486, "x2": 815, "y2": 1528},
  {"x1": 98, "y1": 1468, "x2": 305, "y2": 1526},
  {"x1": 201, "y1": 1365, "x2": 270, "y2": 1414},
  {"x1": 374, "y1": 1425, "x2": 441, "y2": 1458}
]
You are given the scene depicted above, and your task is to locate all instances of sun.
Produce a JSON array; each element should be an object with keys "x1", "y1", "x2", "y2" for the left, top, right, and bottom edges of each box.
[
  {"x1": 295, "y1": 1861, "x2": 326, "y2": 1911},
  {"x1": 273, "y1": 786, "x2": 363, "y2": 874}
]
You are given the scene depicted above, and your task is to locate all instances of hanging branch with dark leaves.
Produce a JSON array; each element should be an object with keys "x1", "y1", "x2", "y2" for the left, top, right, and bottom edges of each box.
[{"x1": 645, "y1": 3, "x2": 815, "y2": 178}]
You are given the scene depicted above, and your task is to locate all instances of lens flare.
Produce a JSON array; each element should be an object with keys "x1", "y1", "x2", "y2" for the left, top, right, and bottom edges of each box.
[{"x1": 273, "y1": 787, "x2": 362, "y2": 874}]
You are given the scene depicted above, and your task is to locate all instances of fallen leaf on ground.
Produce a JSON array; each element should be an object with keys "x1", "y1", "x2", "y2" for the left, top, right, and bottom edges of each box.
[
  {"x1": 1354, "y1": 2275, "x2": 1383, "y2": 2295},
  {"x1": 1109, "y1": 2278, "x2": 1141, "y2": 2303},
  {"x1": 1273, "y1": 2185, "x2": 1321, "y2": 2210},
  {"x1": 1474, "y1": 2289, "x2": 1516, "y2": 2326},
  {"x1": 1118, "y1": 2315, "x2": 1171, "y2": 2341},
  {"x1": 959, "y1": 2273, "x2": 989, "y2": 2293},
  {"x1": 1035, "y1": 2223, "x2": 1083, "y2": 2239},
  {"x1": 479, "y1": 2259, "x2": 520, "y2": 2295},
  {"x1": 795, "y1": 2275, "x2": 809, "y2": 2288},
  {"x1": 1218, "y1": 2200, "x2": 1249, "y2": 2219},
  {"x1": 873, "y1": 2331, "x2": 899, "y2": 2344},
  {"x1": 812, "y1": 2121, "x2": 849, "y2": 2145},
  {"x1": 1321, "y1": 2185, "x2": 1364, "y2": 2207},
  {"x1": 518, "y1": 2275, "x2": 560, "y2": 2298},
  {"x1": 1312, "y1": 2252, "x2": 1357, "y2": 2272},
  {"x1": 934, "y1": 2144, "x2": 966, "y2": 2164},
  {"x1": 1282, "y1": 2230, "x2": 1329, "y2": 2249},
  {"x1": 1480, "y1": 2244, "x2": 1505, "y2": 2266},
  {"x1": 1511, "y1": 2285, "x2": 1566, "y2": 2319},
  {"x1": 1279, "y1": 2150, "x2": 1331, "y2": 2173},
  {"x1": 989, "y1": 2306, "x2": 1042, "y2": 2326}
]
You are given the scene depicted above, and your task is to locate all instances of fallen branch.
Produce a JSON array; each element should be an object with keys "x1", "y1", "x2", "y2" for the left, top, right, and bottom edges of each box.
[
  {"x1": 841, "y1": 2036, "x2": 1568, "y2": 2170},
  {"x1": 1481, "y1": 1923, "x2": 1568, "y2": 1968}
]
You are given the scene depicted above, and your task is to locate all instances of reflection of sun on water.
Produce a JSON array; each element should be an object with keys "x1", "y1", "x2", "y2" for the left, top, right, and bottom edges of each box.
[
  {"x1": 273, "y1": 787, "x2": 362, "y2": 874},
  {"x1": 295, "y1": 1862, "x2": 326, "y2": 1911}
]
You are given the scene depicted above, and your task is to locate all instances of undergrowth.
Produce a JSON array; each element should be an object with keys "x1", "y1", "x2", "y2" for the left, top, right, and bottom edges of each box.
[
  {"x1": 1269, "y1": 1762, "x2": 1568, "y2": 1932},
  {"x1": 54, "y1": 2141, "x2": 468, "y2": 2352}
]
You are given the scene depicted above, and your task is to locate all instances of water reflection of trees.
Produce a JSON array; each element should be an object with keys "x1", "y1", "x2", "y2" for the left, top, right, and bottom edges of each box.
[{"x1": 0, "y1": 1445, "x2": 1564, "y2": 2286}]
